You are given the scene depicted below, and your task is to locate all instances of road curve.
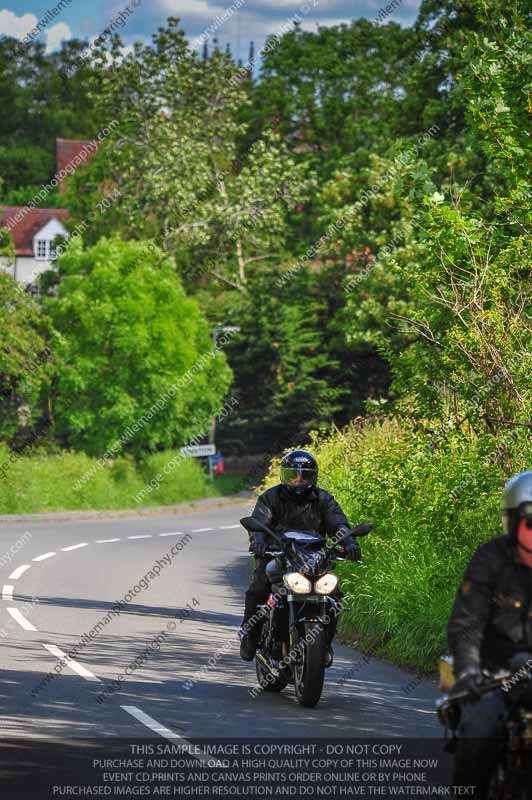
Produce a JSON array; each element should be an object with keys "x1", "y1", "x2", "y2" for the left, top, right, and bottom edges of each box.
[{"x1": 0, "y1": 501, "x2": 447, "y2": 794}]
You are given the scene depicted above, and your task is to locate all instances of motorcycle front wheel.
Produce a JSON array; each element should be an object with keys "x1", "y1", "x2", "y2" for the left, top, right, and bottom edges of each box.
[
  {"x1": 255, "y1": 655, "x2": 289, "y2": 692},
  {"x1": 293, "y1": 621, "x2": 326, "y2": 708}
]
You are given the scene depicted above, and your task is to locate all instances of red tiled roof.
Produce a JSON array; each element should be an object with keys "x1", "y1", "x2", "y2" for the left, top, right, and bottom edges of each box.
[
  {"x1": 0, "y1": 206, "x2": 70, "y2": 256},
  {"x1": 56, "y1": 138, "x2": 99, "y2": 193}
]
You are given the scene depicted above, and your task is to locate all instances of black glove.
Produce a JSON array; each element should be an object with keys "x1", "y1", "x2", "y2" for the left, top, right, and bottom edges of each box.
[
  {"x1": 454, "y1": 668, "x2": 484, "y2": 700},
  {"x1": 249, "y1": 532, "x2": 268, "y2": 558},
  {"x1": 343, "y1": 537, "x2": 362, "y2": 562}
]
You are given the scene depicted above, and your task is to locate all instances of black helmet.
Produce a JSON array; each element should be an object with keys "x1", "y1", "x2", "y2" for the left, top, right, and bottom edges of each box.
[
  {"x1": 501, "y1": 471, "x2": 532, "y2": 540},
  {"x1": 280, "y1": 450, "x2": 318, "y2": 496}
]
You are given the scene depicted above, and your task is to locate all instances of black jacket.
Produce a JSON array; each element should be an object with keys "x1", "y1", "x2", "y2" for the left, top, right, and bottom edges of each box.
[
  {"x1": 249, "y1": 484, "x2": 350, "y2": 540},
  {"x1": 448, "y1": 534, "x2": 532, "y2": 675}
]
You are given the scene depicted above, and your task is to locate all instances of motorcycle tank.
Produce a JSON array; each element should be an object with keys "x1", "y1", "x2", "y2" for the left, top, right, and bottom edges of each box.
[{"x1": 266, "y1": 557, "x2": 284, "y2": 583}]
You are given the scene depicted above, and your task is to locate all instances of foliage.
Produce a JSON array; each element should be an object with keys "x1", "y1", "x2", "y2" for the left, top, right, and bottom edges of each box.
[
  {"x1": 0, "y1": 444, "x2": 220, "y2": 514},
  {"x1": 215, "y1": 263, "x2": 390, "y2": 452},
  {"x1": 0, "y1": 37, "x2": 99, "y2": 192},
  {"x1": 380, "y1": 1, "x2": 532, "y2": 435},
  {"x1": 0, "y1": 183, "x2": 67, "y2": 209},
  {"x1": 64, "y1": 19, "x2": 310, "y2": 291},
  {"x1": 43, "y1": 237, "x2": 232, "y2": 457},
  {"x1": 0, "y1": 273, "x2": 53, "y2": 441},
  {"x1": 249, "y1": 21, "x2": 415, "y2": 172},
  {"x1": 0, "y1": 216, "x2": 14, "y2": 257}
]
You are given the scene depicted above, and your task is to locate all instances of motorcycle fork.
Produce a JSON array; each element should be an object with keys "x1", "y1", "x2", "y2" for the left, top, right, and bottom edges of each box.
[{"x1": 288, "y1": 595, "x2": 328, "y2": 645}]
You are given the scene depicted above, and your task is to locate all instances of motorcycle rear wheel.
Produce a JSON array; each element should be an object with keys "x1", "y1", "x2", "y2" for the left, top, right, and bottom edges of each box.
[{"x1": 294, "y1": 621, "x2": 326, "y2": 708}]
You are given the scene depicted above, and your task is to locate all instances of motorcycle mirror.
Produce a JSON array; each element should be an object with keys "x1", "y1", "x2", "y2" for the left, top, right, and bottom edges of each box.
[
  {"x1": 240, "y1": 516, "x2": 269, "y2": 534},
  {"x1": 351, "y1": 522, "x2": 372, "y2": 538},
  {"x1": 239, "y1": 516, "x2": 285, "y2": 548}
]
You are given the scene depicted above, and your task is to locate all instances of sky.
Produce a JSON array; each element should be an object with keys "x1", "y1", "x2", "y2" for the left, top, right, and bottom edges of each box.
[{"x1": 3, "y1": 0, "x2": 421, "y2": 59}]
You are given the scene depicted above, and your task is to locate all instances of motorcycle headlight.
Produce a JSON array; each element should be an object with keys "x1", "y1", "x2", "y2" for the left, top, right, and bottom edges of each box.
[
  {"x1": 314, "y1": 573, "x2": 338, "y2": 595},
  {"x1": 283, "y1": 572, "x2": 312, "y2": 594}
]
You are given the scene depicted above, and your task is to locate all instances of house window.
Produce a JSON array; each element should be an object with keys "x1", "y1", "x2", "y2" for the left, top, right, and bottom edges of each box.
[{"x1": 36, "y1": 240, "x2": 48, "y2": 260}]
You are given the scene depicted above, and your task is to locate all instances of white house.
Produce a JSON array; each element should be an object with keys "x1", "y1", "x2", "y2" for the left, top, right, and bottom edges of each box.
[{"x1": 0, "y1": 205, "x2": 70, "y2": 288}]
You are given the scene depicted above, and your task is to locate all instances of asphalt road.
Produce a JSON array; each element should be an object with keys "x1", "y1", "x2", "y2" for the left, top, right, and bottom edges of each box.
[{"x1": 0, "y1": 499, "x2": 442, "y2": 746}]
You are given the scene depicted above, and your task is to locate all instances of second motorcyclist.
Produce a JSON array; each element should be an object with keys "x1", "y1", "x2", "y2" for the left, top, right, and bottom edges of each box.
[{"x1": 447, "y1": 470, "x2": 532, "y2": 795}]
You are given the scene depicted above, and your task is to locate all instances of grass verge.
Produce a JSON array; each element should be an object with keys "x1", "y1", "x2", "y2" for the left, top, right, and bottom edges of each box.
[{"x1": 0, "y1": 446, "x2": 239, "y2": 514}]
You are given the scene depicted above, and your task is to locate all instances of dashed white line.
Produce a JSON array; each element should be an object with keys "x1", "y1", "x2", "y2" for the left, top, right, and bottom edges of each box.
[
  {"x1": 128, "y1": 535, "x2": 152, "y2": 540},
  {"x1": 32, "y1": 552, "x2": 56, "y2": 562},
  {"x1": 158, "y1": 532, "x2": 183, "y2": 537},
  {"x1": 121, "y1": 705, "x2": 183, "y2": 740},
  {"x1": 43, "y1": 644, "x2": 100, "y2": 682},
  {"x1": 218, "y1": 524, "x2": 240, "y2": 529},
  {"x1": 95, "y1": 538, "x2": 121, "y2": 543},
  {"x1": 7, "y1": 607, "x2": 36, "y2": 631},
  {"x1": 191, "y1": 527, "x2": 213, "y2": 532},
  {"x1": 9, "y1": 564, "x2": 31, "y2": 580},
  {"x1": 2, "y1": 585, "x2": 14, "y2": 600},
  {"x1": 121, "y1": 706, "x2": 224, "y2": 766},
  {"x1": 62, "y1": 543, "x2": 89, "y2": 552}
]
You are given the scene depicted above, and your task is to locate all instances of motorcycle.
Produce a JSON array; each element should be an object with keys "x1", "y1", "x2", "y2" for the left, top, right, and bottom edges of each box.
[
  {"x1": 437, "y1": 653, "x2": 532, "y2": 798},
  {"x1": 240, "y1": 515, "x2": 372, "y2": 708}
]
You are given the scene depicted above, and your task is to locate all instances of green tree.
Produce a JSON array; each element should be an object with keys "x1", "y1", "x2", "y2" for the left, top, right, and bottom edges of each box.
[
  {"x1": 44, "y1": 237, "x2": 232, "y2": 457},
  {"x1": 0, "y1": 37, "x2": 99, "y2": 193},
  {"x1": 250, "y1": 21, "x2": 415, "y2": 169},
  {"x1": 65, "y1": 18, "x2": 309, "y2": 291},
  {"x1": 374, "y1": 1, "x2": 532, "y2": 437},
  {"x1": 0, "y1": 273, "x2": 51, "y2": 441},
  {"x1": 215, "y1": 263, "x2": 390, "y2": 452}
]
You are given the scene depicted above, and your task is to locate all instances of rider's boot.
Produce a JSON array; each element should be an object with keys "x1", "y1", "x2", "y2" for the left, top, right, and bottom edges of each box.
[{"x1": 239, "y1": 628, "x2": 259, "y2": 661}]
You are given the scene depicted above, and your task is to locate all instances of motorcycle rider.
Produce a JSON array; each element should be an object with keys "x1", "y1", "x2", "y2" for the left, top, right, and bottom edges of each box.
[
  {"x1": 239, "y1": 449, "x2": 361, "y2": 662},
  {"x1": 448, "y1": 470, "x2": 532, "y2": 796}
]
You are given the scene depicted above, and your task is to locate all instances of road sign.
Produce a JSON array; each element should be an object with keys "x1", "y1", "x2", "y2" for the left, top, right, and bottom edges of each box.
[{"x1": 180, "y1": 444, "x2": 216, "y2": 457}]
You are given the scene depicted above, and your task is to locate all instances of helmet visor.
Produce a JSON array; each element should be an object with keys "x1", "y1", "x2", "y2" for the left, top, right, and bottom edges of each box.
[{"x1": 280, "y1": 466, "x2": 318, "y2": 491}]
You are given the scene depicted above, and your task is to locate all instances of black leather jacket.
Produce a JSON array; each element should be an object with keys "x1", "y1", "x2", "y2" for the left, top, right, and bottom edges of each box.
[
  {"x1": 448, "y1": 534, "x2": 532, "y2": 675},
  {"x1": 249, "y1": 484, "x2": 351, "y2": 541}
]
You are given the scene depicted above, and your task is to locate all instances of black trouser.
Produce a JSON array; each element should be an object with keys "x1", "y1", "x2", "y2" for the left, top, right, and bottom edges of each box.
[
  {"x1": 242, "y1": 558, "x2": 270, "y2": 637},
  {"x1": 453, "y1": 689, "x2": 507, "y2": 798},
  {"x1": 241, "y1": 558, "x2": 342, "y2": 643}
]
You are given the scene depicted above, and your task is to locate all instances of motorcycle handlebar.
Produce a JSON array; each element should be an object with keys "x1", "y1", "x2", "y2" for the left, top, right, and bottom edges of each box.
[
  {"x1": 240, "y1": 517, "x2": 372, "y2": 549},
  {"x1": 442, "y1": 674, "x2": 513, "y2": 706}
]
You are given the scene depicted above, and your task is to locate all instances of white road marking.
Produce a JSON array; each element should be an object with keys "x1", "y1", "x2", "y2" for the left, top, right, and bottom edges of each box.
[
  {"x1": 158, "y1": 532, "x2": 183, "y2": 537},
  {"x1": 9, "y1": 564, "x2": 31, "y2": 580},
  {"x1": 218, "y1": 524, "x2": 240, "y2": 529},
  {"x1": 95, "y1": 538, "x2": 121, "y2": 543},
  {"x1": 121, "y1": 706, "x2": 224, "y2": 766},
  {"x1": 128, "y1": 535, "x2": 152, "y2": 540},
  {"x1": 32, "y1": 552, "x2": 55, "y2": 562},
  {"x1": 7, "y1": 607, "x2": 36, "y2": 631},
  {"x1": 191, "y1": 527, "x2": 213, "y2": 532},
  {"x1": 61, "y1": 543, "x2": 89, "y2": 552},
  {"x1": 121, "y1": 705, "x2": 183, "y2": 740},
  {"x1": 2, "y1": 585, "x2": 14, "y2": 600},
  {"x1": 43, "y1": 644, "x2": 100, "y2": 682}
]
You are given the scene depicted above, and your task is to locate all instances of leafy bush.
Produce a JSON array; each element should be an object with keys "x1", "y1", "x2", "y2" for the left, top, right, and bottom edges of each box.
[
  {"x1": 44, "y1": 237, "x2": 232, "y2": 457},
  {"x1": 0, "y1": 445, "x2": 219, "y2": 514}
]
